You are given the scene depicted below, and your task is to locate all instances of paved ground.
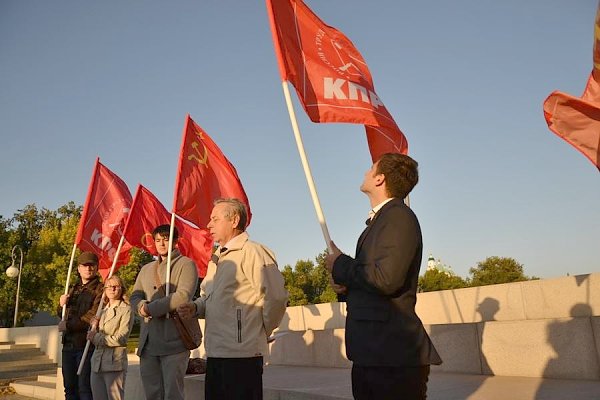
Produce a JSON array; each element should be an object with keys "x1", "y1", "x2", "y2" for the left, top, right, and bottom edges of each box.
[
  {"x1": 12, "y1": 361, "x2": 600, "y2": 400},
  {"x1": 180, "y1": 365, "x2": 600, "y2": 400}
]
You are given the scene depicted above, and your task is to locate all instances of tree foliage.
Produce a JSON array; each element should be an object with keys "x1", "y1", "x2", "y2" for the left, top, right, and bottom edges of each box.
[
  {"x1": 0, "y1": 202, "x2": 152, "y2": 327},
  {"x1": 282, "y1": 251, "x2": 337, "y2": 306},
  {"x1": 0, "y1": 203, "x2": 83, "y2": 326},
  {"x1": 468, "y1": 256, "x2": 530, "y2": 287},
  {"x1": 118, "y1": 248, "x2": 153, "y2": 295},
  {"x1": 418, "y1": 268, "x2": 467, "y2": 292}
]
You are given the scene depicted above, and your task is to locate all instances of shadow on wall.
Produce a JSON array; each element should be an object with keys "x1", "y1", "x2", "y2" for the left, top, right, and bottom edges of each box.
[
  {"x1": 535, "y1": 303, "x2": 599, "y2": 399},
  {"x1": 477, "y1": 297, "x2": 499, "y2": 376},
  {"x1": 269, "y1": 307, "x2": 345, "y2": 368}
]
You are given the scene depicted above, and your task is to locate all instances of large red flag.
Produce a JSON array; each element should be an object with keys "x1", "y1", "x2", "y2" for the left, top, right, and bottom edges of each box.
[
  {"x1": 173, "y1": 114, "x2": 251, "y2": 229},
  {"x1": 125, "y1": 185, "x2": 213, "y2": 277},
  {"x1": 543, "y1": 5, "x2": 600, "y2": 172},
  {"x1": 75, "y1": 158, "x2": 132, "y2": 279},
  {"x1": 266, "y1": 0, "x2": 408, "y2": 161}
]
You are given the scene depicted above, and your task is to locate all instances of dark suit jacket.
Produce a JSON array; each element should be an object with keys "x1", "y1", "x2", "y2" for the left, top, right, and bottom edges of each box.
[{"x1": 332, "y1": 198, "x2": 442, "y2": 367}]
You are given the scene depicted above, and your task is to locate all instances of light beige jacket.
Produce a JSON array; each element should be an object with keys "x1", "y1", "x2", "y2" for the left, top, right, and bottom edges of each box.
[
  {"x1": 90, "y1": 300, "x2": 134, "y2": 373},
  {"x1": 194, "y1": 232, "x2": 288, "y2": 358}
]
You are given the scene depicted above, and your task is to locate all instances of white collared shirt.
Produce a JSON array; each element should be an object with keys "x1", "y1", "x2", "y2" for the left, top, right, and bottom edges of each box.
[{"x1": 368, "y1": 198, "x2": 395, "y2": 221}]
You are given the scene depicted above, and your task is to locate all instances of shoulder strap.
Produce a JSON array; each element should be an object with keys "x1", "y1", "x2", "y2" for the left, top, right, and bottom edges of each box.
[{"x1": 154, "y1": 262, "x2": 165, "y2": 298}]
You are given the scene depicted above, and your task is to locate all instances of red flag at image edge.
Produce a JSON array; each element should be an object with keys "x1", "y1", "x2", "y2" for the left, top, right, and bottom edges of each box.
[{"x1": 543, "y1": 4, "x2": 600, "y2": 172}]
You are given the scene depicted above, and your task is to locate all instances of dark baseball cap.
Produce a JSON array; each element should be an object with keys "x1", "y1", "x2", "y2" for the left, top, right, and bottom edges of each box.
[{"x1": 78, "y1": 251, "x2": 99, "y2": 266}]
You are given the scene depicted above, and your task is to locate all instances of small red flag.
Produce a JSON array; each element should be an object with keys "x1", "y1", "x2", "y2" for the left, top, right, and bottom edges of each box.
[
  {"x1": 266, "y1": 0, "x2": 408, "y2": 161},
  {"x1": 124, "y1": 185, "x2": 213, "y2": 277},
  {"x1": 173, "y1": 114, "x2": 251, "y2": 229},
  {"x1": 75, "y1": 158, "x2": 132, "y2": 279},
  {"x1": 543, "y1": 5, "x2": 600, "y2": 172}
]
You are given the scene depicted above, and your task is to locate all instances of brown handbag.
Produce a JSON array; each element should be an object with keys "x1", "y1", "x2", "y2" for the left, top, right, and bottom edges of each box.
[{"x1": 154, "y1": 263, "x2": 202, "y2": 350}]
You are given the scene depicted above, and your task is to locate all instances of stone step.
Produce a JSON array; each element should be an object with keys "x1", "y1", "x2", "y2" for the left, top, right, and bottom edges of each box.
[
  {"x1": 37, "y1": 374, "x2": 57, "y2": 384},
  {"x1": 0, "y1": 364, "x2": 58, "y2": 380},
  {"x1": 0, "y1": 343, "x2": 37, "y2": 350},
  {"x1": 0, "y1": 355, "x2": 53, "y2": 370},
  {"x1": 0, "y1": 348, "x2": 46, "y2": 362},
  {"x1": 10, "y1": 380, "x2": 55, "y2": 400}
]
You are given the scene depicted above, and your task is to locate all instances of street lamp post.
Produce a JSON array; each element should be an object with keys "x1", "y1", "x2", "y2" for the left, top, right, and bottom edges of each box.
[{"x1": 6, "y1": 245, "x2": 24, "y2": 328}]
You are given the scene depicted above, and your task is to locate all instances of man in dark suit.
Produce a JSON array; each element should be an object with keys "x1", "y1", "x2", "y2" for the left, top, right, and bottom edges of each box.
[{"x1": 326, "y1": 153, "x2": 442, "y2": 400}]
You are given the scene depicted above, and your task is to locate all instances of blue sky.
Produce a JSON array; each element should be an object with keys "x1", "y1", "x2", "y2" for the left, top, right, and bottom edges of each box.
[{"x1": 1, "y1": 1, "x2": 598, "y2": 280}]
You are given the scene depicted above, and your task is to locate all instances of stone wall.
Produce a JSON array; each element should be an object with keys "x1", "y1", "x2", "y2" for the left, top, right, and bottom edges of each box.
[
  {"x1": 269, "y1": 273, "x2": 600, "y2": 380},
  {"x1": 3, "y1": 273, "x2": 599, "y2": 381}
]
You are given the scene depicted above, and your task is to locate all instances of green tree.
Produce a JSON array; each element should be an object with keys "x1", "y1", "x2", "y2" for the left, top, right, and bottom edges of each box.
[
  {"x1": 282, "y1": 265, "x2": 308, "y2": 305},
  {"x1": 118, "y1": 248, "x2": 153, "y2": 296},
  {"x1": 313, "y1": 252, "x2": 337, "y2": 304},
  {"x1": 468, "y1": 256, "x2": 529, "y2": 287},
  {"x1": 0, "y1": 203, "x2": 83, "y2": 326},
  {"x1": 282, "y1": 251, "x2": 337, "y2": 306},
  {"x1": 0, "y1": 215, "x2": 19, "y2": 326},
  {"x1": 26, "y1": 211, "x2": 81, "y2": 318},
  {"x1": 418, "y1": 268, "x2": 467, "y2": 292}
]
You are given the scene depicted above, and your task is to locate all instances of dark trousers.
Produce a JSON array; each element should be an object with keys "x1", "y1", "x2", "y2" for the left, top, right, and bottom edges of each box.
[
  {"x1": 351, "y1": 364, "x2": 430, "y2": 400},
  {"x1": 205, "y1": 356, "x2": 263, "y2": 400},
  {"x1": 62, "y1": 347, "x2": 94, "y2": 400}
]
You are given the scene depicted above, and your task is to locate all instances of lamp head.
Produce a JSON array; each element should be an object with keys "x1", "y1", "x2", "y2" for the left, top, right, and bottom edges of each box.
[{"x1": 6, "y1": 264, "x2": 19, "y2": 278}]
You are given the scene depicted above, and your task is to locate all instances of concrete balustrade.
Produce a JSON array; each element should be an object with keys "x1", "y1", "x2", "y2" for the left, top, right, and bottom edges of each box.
[
  {"x1": 415, "y1": 273, "x2": 600, "y2": 324},
  {"x1": 3, "y1": 271, "x2": 600, "y2": 400},
  {"x1": 268, "y1": 272, "x2": 600, "y2": 381},
  {"x1": 0, "y1": 326, "x2": 61, "y2": 363}
]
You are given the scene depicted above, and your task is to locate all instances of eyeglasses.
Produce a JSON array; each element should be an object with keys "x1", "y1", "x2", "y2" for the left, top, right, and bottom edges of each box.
[{"x1": 104, "y1": 285, "x2": 121, "y2": 290}]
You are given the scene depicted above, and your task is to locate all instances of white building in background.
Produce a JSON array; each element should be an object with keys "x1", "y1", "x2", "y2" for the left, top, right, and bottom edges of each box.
[{"x1": 426, "y1": 254, "x2": 455, "y2": 276}]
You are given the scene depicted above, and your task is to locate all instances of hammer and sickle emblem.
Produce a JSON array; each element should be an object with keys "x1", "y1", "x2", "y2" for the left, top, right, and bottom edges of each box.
[
  {"x1": 187, "y1": 130, "x2": 209, "y2": 165},
  {"x1": 141, "y1": 232, "x2": 154, "y2": 249}
]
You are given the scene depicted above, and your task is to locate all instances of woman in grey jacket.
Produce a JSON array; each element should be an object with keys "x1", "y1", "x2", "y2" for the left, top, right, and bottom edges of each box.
[{"x1": 87, "y1": 275, "x2": 134, "y2": 400}]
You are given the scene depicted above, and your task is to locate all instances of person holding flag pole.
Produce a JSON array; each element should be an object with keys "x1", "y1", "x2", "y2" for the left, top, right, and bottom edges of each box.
[
  {"x1": 130, "y1": 224, "x2": 200, "y2": 400},
  {"x1": 59, "y1": 158, "x2": 132, "y2": 399},
  {"x1": 325, "y1": 153, "x2": 442, "y2": 399},
  {"x1": 266, "y1": 1, "x2": 441, "y2": 398},
  {"x1": 129, "y1": 113, "x2": 251, "y2": 400},
  {"x1": 75, "y1": 235, "x2": 130, "y2": 377},
  {"x1": 58, "y1": 251, "x2": 104, "y2": 400}
]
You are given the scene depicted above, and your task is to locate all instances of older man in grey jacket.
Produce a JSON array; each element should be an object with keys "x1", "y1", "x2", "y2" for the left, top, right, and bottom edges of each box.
[
  {"x1": 130, "y1": 224, "x2": 201, "y2": 400},
  {"x1": 178, "y1": 198, "x2": 288, "y2": 400}
]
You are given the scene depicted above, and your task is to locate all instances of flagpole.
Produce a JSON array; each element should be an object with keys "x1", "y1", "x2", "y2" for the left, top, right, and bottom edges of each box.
[
  {"x1": 77, "y1": 235, "x2": 126, "y2": 376},
  {"x1": 165, "y1": 212, "x2": 177, "y2": 298},
  {"x1": 281, "y1": 81, "x2": 333, "y2": 252},
  {"x1": 61, "y1": 243, "x2": 78, "y2": 319}
]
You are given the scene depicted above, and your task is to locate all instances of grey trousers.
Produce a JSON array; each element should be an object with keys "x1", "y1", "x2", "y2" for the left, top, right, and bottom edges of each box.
[
  {"x1": 139, "y1": 350, "x2": 190, "y2": 400},
  {"x1": 90, "y1": 370, "x2": 125, "y2": 400}
]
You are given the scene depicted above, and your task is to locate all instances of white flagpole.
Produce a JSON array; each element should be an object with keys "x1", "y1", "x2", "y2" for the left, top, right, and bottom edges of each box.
[
  {"x1": 77, "y1": 235, "x2": 126, "y2": 375},
  {"x1": 165, "y1": 212, "x2": 177, "y2": 298},
  {"x1": 61, "y1": 243, "x2": 78, "y2": 320},
  {"x1": 281, "y1": 81, "x2": 332, "y2": 253}
]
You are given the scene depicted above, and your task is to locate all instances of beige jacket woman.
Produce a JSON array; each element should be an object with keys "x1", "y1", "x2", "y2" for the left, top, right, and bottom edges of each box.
[{"x1": 90, "y1": 300, "x2": 134, "y2": 373}]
